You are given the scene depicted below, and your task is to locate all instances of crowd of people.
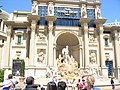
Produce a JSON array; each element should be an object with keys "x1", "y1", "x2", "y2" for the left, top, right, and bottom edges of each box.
[{"x1": 0, "y1": 73, "x2": 115, "y2": 90}]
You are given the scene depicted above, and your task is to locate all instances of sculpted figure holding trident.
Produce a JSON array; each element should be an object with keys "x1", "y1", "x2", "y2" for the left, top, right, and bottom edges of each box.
[{"x1": 62, "y1": 45, "x2": 70, "y2": 63}]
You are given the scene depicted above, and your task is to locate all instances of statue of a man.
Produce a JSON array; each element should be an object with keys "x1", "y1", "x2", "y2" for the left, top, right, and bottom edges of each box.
[
  {"x1": 62, "y1": 46, "x2": 69, "y2": 63},
  {"x1": 32, "y1": 1, "x2": 37, "y2": 14},
  {"x1": 62, "y1": 46, "x2": 69, "y2": 55}
]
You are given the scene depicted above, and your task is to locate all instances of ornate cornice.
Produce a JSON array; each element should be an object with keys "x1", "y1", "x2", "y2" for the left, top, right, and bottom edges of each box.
[
  {"x1": 4, "y1": 21, "x2": 15, "y2": 26},
  {"x1": 45, "y1": 16, "x2": 57, "y2": 22},
  {"x1": 95, "y1": 18, "x2": 107, "y2": 25},
  {"x1": 27, "y1": 15, "x2": 40, "y2": 22},
  {"x1": 80, "y1": 18, "x2": 91, "y2": 24}
]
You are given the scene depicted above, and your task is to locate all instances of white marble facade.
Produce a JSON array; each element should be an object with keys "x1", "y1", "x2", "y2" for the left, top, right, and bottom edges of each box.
[{"x1": 0, "y1": 0, "x2": 120, "y2": 78}]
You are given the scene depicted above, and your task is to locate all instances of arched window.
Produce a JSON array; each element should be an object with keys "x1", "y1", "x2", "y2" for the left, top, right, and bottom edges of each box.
[
  {"x1": 105, "y1": 38, "x2": 108, "y2": 46},
  {"x1": 104, "y1": 35, "x2": 109, "y2": 46},
  {"x1": 18, "y1": 35, "x2": 21, "y2": 44}
]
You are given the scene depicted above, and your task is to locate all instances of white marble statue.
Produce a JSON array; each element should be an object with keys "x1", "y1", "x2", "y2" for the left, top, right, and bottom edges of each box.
[
  {"x1": 32, "y1": 1, "x2": 37, "y2": 14},
  {"x1": 62, "y1": 46, "x2": 70, "y2": 63}
]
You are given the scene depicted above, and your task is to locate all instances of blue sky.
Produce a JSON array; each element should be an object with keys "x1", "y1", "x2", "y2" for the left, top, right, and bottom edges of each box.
[{"x1": 0, "y1": 0, "x2": 120, "y2": 23}]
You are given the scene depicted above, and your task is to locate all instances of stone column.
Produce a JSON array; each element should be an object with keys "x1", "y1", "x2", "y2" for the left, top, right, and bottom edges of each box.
[
  {"x1": 4, "y1": 21, "x2": 14, "y2": 68},
  {"x1": 0, "y1": 43, "x2": 3, "y2": 68},
  {"x1": 80, "y1": 18, "x2": 91, "y2": 67},
  {"x1": 95, "y1": 19, "x2": 106, "y2": 72},
  {"x1": 53, "y1": 46, "x2": 56, "y2": 66},
  {"x1": 26, "y1": 27, "x2": 30, "y2": 58},
  {"x1": 79, "y1": 45, "x2": 83, "y2": 68},
  {"x1": 28, "y1": 15, "x2": 39, "y2": 66},
  {"x1": 0, "y1": 20, "x2": 4, "y2": 31},
  {"x1": 45, "y1": 16, "x2": 56, "y2": 66},
  {"x1": 112, "y1": 29, "x2": 120, "y2": 78}
]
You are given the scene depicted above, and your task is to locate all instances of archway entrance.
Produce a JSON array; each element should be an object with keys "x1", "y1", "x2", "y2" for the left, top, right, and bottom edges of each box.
[{"x1": 56, "y1": 32, "x2": 80, "y2": 65}]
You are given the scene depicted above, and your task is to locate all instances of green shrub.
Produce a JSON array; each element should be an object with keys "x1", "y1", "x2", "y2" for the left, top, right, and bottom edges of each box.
[
  {"x1": 0, "y1": 69, "x2": 4, "y2": 82},
  {"x1": 20, "y1": 61, "x2": 25, "y2": 77}
]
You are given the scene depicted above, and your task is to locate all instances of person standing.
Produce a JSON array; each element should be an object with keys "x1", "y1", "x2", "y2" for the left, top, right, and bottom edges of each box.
[
  {"x1": 23, "y1": 76, "x2": 38, "y2": 90},
  {"x1": 46, "y1": 81, "x2": 57, "y2": 90},
  {"x1": 57, "y1": 81, "x2": 67, "y2": 90},
  {"x1": 111, "y1": 77, "x2": 115, "y2": 90},
  {"x1": 77, "y1": 79, "x2": 83, "y2": 90},
  {"x1": 0, "y1": 74, "x2": 18, "y2": 90}
]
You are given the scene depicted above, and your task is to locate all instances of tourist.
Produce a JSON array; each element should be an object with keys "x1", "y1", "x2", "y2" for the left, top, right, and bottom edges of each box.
[
  {"x1": 23, "y1": 76, "x2": 38, "y2": 90},
  {"x1": 77, "y1": 79, "x2": 83, "y2": 90},
  {"x1": 47, "y1": 81, "x2": 57, "y2": 90},
  {"x1": 110, "y1": 76, "x2": 115, "y2": 90},
  {"x1": 57, "y1": 81, "x2": 67, "y2": 90},
  {"x1": 82, "y1": 79, "x2": 87, "y2": 90},
  {"x1": 0, "y1": 74, "x2": 18, "y2": 90},
  {"x1": 71, "y1": 79, "x2": 77, "y2": 90}
]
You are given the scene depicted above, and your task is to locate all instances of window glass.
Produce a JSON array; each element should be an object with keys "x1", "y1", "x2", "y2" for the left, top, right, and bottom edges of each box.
[
  {"x1": 105, "y1": 38, "x2": 108, "y2": 46},
  {"x1": 18, "y1": 35, "x2": 21, "y2": 44}
]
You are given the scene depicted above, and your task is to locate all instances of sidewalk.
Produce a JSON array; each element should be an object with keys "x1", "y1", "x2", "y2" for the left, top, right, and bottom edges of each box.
[{"x1": 96, "y1": 84, "x2": 120, "y2": 90}]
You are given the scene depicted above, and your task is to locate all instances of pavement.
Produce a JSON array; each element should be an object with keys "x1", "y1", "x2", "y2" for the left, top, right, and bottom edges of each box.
[
  {"x1": 95, "y1": 84, "x2": 120, "y2": 90},
  {"x1": 0, "y1": 83, "x2": 120, "y2": 90},
  {"x1": 1, "y1": 79, "x2": 120, "y2": 90}
]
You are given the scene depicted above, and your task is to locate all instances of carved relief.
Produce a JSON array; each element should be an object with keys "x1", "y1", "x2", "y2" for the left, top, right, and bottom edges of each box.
[
  {"x1": 89, "y1": 34, "x2": 96, "y2": 43},
  {"x1": 37, "y1": 49, "x2": 46, "y2": 64},
  {"x1": 89, "y1": 50, "x2": 99, "y2": 77},
  {"x1": 37, "y1": 32, "x2": 46, "y2": 42},
  {"x1": 89, "y1": 50, "x2": 97, "y2": 64}
]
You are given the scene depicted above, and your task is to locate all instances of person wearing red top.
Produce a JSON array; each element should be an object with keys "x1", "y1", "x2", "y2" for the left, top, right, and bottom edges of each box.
[{"x1": 77, "y1": 79, "x2": 83, "y2": 90}]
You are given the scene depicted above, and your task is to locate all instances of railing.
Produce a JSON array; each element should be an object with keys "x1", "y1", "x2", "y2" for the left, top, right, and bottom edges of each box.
[
  {"x1": 55, "y1": 0, "x2": 100, "y2": 2},
  {"x1": 55, "y1": 0, "x2": 80, "y2": 2},
  {"x1": 87, "y1": 0, "x2": 100, "y2": 3},
  {"x1": 105, "y1": 22, "x2": 120, "y2": 26}
]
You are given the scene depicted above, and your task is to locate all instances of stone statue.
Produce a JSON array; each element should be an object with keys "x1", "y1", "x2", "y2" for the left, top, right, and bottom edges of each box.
[
  {"x1": 62, "y1": 45, "x2": 70, "y2": 63},
  {"x1": 97, "y1": 6, "x2": 101, "y2": 19},
  {"x1": 89, "y1": 51, "x2": 99, "y2": 77},
  {"x1": 46, "y1": 66, "x2": 52, "y2": 78},
  {"x1": 82, "y1": 4, "x2": 86, "y2": 18},
  {"x1": 48, "y1": 3, "x2": 53, "y2": 15},
  {"x1": 62, "y1": 46, "x2": 69, "y2": 55},
  {"x1": 32, "y1": 1, "x2": 37, "y2": 13},
  {"x1": 56, "y1": 47, "x2": 80, "y2": 79},
  {"x1": 90, "y1": 52, "x2": 96, "y2": 64}
]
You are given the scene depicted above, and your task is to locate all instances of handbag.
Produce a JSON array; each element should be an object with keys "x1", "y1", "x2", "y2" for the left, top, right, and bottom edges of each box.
[{"x1": 2, "y1": 87, "x2": 9, "y2": 90}]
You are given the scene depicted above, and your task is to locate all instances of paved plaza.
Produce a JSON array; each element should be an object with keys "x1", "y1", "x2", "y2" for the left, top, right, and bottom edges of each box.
[{"x1": 1, "y1": 80, "x2": 120, "y2": 90}]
